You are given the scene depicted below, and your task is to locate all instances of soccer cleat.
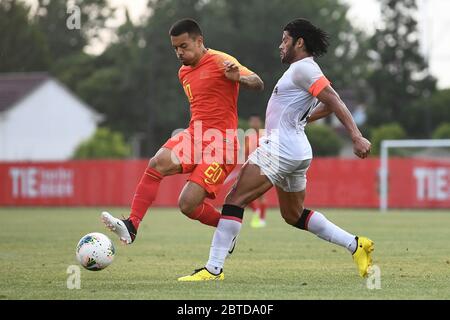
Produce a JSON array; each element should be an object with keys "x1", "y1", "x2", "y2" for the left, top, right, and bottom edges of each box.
[
  {"x1": 101, "y1": 211, "x2": 137, "y2": 245},
  {"x1": 177, "y1": 268, "x2": 224, "y2": 282},
  {"x1": 352, "y1": 236, "x2": 374, "y2": 278},
  {"x1": 250, "y1": 214, "x2": 261, "y2": 228},
  {"x1": 250, "y1": 214, "x2": 266, "y2": 228}
]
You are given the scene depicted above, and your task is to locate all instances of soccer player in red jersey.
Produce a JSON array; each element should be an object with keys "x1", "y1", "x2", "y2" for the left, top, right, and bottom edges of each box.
[
  {"x1": 101, "y1": 18, "x2": 264, "y2": 244},
  {"x1": 245, "y1": 115, "x2": 268, "y2": 228}
]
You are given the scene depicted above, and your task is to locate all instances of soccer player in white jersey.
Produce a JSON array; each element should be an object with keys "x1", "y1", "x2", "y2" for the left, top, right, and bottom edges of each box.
[{"x1": 178, "y1": 18, "x2": 374, "y2": 281}]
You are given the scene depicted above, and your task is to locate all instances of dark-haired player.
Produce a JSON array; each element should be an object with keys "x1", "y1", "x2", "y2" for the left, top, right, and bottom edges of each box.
[
  {"x1": 179, "y1": 18, "x2": 373, "y2": 281},
  {"x1": 102, "y1": 18, "x2": 264, "y2": 245}
]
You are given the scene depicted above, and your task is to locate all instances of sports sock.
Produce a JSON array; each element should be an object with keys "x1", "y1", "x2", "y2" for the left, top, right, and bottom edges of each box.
[
  {"x1": 295, "y1": 209, "x2": 357, "y2": 253},
  {"x1": 259, "y1": 201, "x2": 267, "y2": 221},
  {"x1": 248, "y1": 200, "x2": 257, "y2": 212},
  {"x1": 189, "y1": 202, "x2": 221, "y2": 227},
  {"x1": 129, "y1": 167, "x2": 163, "y2": 230},
  {"x1": 205, "y1": 205, "x2": 244, "y2": 275}
]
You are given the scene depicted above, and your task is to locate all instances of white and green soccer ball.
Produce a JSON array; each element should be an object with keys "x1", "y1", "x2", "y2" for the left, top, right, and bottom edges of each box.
[{"x1": 76, "y1": 232, "x2": 115, "y2": 271}]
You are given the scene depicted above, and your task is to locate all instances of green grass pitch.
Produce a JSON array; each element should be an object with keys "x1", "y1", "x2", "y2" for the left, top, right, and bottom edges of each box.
[{"x1": 1, "y1": 207, "x2": 449, "y2": 300}]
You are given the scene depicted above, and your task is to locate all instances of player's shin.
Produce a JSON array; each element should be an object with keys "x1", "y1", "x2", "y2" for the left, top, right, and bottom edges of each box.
[
  {"x1": 205, "y1": 204, "x2": 244, "y2": 275},
  {"x1": 129, "y1": 167, "x2": 163, "y2": 229},
  {"x1": 295, "y1": 209, "x2": 357, "y2": 253}
]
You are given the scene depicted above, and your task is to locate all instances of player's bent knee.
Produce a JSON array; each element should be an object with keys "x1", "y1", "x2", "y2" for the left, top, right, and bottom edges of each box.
[
  {"x1": 178, "y1": 198, "x2": 196, "y2": 216},
  {"x1": 149, "y1": 156, "x2": 162, "y2": 169},
  {"x1": 149, "y1": 155, "x2": 178, "y2": 176}
]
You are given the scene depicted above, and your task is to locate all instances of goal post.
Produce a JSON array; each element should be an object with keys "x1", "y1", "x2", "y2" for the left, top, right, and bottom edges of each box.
[{"x1": 380, "y1": 139, "x2": 450, "y2": 211}]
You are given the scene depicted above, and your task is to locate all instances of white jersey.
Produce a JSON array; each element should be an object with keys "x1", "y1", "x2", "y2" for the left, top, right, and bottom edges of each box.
[{"x1": 264, "y1": 57, "x2": 330, "y2": 160}]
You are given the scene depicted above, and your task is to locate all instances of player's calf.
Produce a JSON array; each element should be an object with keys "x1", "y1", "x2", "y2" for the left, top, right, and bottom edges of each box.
[
  {"x1": 148, "y1": 148, "x2": 182, "y2": 176},
  {"x1": 186, "y1": 202, "x2": 221, "y2": 227},
  {"x1": 178, "y1": 182, "x2": 221, "y2": 227}
]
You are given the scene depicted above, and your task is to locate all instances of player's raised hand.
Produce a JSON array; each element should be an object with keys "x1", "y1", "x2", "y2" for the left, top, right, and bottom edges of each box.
[
  {"x1": 224, "y1": 61, "x2": 240, "y2": 82},
  {"x1": 353, "y1": 136, "x2": 371, "y2": 159}
]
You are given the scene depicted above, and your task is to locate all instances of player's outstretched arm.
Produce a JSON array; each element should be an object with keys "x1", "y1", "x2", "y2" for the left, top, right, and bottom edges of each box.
[
  {"x1": 239, "y1": 73, "x2": 264, "y2": 91},
  {"x1": 316, "y1": 86, "x2": 371, "y2": 159},
  {"x1": 306, "y1": 102, "x2": 333, "y2": 123},
  {"x1": 224, "y1": 61, "x2": 264, "y2": 91}
]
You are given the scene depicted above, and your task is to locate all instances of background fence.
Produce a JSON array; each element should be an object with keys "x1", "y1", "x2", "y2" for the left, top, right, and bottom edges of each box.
[{"x1": 1, "y1": 158, "x2": 449, "y2": 208}]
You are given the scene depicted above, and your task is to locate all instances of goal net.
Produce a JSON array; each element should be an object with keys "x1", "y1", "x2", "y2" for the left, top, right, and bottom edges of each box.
[{"x1": 380, "y1": 139, "x2": 450, "y2": 211}]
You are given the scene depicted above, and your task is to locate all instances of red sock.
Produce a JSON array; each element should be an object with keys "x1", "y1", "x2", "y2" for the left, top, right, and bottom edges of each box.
[
  {"x1": 259, "y1": 201, "x2": 267, "y2": 220},
  {"x1": 129, "y1": 167, "x2": 163, "y2": 230},
  {"x1": 189, "y1": 202, "x2": 221, "y2": 227},
  {"x1": 248, "y1": 200, "x2": 257, "y2": 212}
]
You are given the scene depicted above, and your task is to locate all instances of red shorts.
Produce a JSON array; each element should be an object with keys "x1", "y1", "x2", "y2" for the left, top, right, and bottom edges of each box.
[{"x1": 163, "y1": 129, "x2": 238, "y2": 199}]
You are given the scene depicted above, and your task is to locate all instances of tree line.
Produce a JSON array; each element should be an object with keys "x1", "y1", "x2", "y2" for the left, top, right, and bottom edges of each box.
[{"x1": 1, "y1": 0, "x2": 448, "y2": 157}]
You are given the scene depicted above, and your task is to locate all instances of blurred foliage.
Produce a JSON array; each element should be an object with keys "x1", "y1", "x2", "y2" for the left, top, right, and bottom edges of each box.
[
  {"x1": 237, "y1": 118, "x2": 251, "y2": 132},
  {"x1": 305, "y1": 124, "x2": 344, "y2": 156},
  {"x1": 36, "y1": 0, "x2": 113, "y2": 62},
  {"x1": 73, "y1": 127, "x2": 131, "y2": 159},
  {"x1": 370, "y1": 123, "x2": 407, "y2": 156},
  {"x1": 51, "y1": 52, "x2": 98, "y2": 90},
  {"x1": 404, "y1": 89, "x2": 450, "y2": 138},
  {"x1": 54, "y1": 11, "x2": 151, "y2": 141},
  {"x1": 366, "y1": 0, "x2": 436, "y2": 136},
  {"x1": 131, "y1": 0, "x2": 371, "y2": 155},
  {"x1": 432, "y1": 123, "x2": 450, "y2": 140},
  {"x1": 2, "y1": 0, "x2": 446, "y2": 158},
  {"x1": 0, "y1": 0, "x2": 112, "y2": 71},
  {"x1": 0, "y1": 0, "x2": 50, "y2": 71}
]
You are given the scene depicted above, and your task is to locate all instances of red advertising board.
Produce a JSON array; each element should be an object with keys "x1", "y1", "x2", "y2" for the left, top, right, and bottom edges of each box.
[
  {"x1": 389, "y1": 158, "x2": 450, "y2": 208},
  {"x1": 1, "y1": 158, "x2": 449, "y2": 208}
]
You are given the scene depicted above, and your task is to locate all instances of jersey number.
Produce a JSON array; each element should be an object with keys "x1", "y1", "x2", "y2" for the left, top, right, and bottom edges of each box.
[
  {"x1": 204, "y1": 162, "x2": 223, "y2": 185},
  {"x1": 183, "y1": 83, "x2": 194, "y2": 102}
]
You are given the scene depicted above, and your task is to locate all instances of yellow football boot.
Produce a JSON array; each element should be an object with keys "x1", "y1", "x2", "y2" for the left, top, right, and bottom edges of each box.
[
  {"x1": 250, "y1": 214, "x2": 267, "y2": 228},
  {"x1": 250, "y1": 214, "x2": 261, "y2": 228},
  {"x1": 352, "y1": 236, "x2": 374, "y2": 278},
  {"x1": 178, "y1": 268, "x2": 224, "y2": 282}
]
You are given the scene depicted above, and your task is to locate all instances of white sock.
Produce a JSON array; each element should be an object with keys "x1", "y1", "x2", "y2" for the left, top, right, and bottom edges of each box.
[
  {"x1": 307, "y1": 211, "x2": 357, "y2": 253},
  {"x1": 205, "y1": 218, "x2": 242, "y2": 274}
]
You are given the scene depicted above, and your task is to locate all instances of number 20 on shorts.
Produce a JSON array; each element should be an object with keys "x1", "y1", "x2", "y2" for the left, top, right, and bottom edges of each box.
[{"x1": 204, "y1": 162, "x2": 223, "y2": 185}]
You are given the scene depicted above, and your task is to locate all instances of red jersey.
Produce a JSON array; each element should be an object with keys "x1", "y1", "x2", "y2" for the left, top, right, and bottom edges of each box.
[{"x1": 178, "y1": 49, "x2": 253, "y2": 136}]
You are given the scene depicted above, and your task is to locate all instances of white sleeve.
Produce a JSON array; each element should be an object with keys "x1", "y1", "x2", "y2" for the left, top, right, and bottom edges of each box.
[{"x1": 291, "y1": 60, "x2": 330, "y2": 96}]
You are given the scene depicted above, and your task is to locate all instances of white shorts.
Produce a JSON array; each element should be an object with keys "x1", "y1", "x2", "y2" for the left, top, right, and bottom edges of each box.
[{"x1": 248, "y1": 142, "x2": 311, "y2": 192}]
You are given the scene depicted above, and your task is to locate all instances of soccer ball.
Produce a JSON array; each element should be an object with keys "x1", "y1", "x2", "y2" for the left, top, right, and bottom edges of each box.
[{"x1": 76, "y1": 232, "x2": 115, "y2": 271}]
